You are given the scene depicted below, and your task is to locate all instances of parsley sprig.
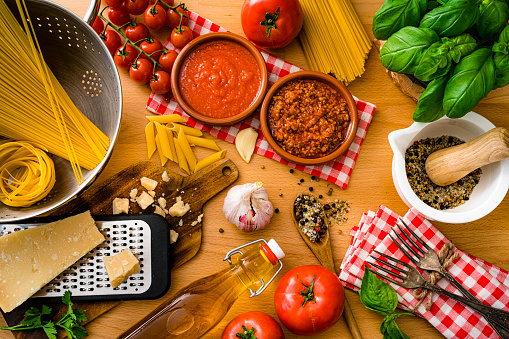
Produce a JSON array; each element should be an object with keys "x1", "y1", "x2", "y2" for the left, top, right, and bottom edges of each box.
[
  {"x1": 358, "y1": 265, "x2": 413, "y2": 339},
  {"x1": 1, "y1": 291, "x2": 88, "y2": 339}
]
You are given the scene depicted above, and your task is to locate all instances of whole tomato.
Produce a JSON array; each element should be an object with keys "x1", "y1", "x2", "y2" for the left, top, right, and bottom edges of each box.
[
  {"x1": 151, "y1": 0, "x2": 174, "y2": 4},
  {"x1": 125, "y1": 0, "x2": 149, "y2": 15},
  {"x1": 159, "y1": 50, "x2": 178, "y2": 73},
  {"x1": 114, "y1": 44, "x2": 139, "y2": 70},
  {"x1": 130, "y1": 59, "x2": 153, "y2": 84},
  {"x1": 170, "y1": 25, "x2": 193, "y2": 49},
  {"x1": 150, "y1": 70, "x2": 172, "y2": 94},
  {"x1": 125, "y1": 22, "x2": 149, "y2": 44},
  {"x1": 139, "y1": 38, "x2": 163, "y2": 61},
  {"x1": 221, "y1": 311, "x2": 284, "y2": 339},
  {"x1": 102, "y1": 29, "x2": 122, "y2": 55},
  {"x1": 91, "y1": 17, "x2": 104, "y2": 35},
  {"x1": 104, "y1": 0, "x2": 125, "y2": 7},
  {"x1": 241, "y1": 0, "x2": 303, "y2": 49},
  {"x1": 144, "y1": 4, "x2": 167, "y2": 29},
  {"x1": 274, "y1": 265, "x2": 345, "y2": 336},
  {"x1": 107, "y1": 5, "x2": 131, "y2": 27},
  {"x1": 166, "y1": 6, "x2": 189, "y2": 29}
]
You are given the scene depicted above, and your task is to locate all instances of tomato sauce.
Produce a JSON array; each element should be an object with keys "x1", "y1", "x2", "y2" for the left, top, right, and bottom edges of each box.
[{"x1": 179, "y1": 40, "x2": 262, "y2": 118}]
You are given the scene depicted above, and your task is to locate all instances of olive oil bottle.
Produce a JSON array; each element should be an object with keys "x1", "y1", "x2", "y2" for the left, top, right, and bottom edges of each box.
[{"x1": 120, "y1": 239, "x2": 284, "y2": 339}]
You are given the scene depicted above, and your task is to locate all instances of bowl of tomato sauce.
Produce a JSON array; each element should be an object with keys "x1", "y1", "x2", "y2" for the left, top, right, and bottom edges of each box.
[
  {"x1": 171, "y1": 32, "x2": 268, "y2": 125},
  {"x1": 260, "y1": 71, "x2": 358, "y2": 165}
]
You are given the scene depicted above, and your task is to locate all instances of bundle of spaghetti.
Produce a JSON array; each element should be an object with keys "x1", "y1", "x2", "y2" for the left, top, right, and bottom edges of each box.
[
  {"x1": 0, "y1": 0, "x2": 109, "y2": 183},
  {"x1": 298, "y1": 0, "x2": 372, "y2": 85},
  {"x1": 0, "y1": 141, "x2": 56, "y2": 207}
]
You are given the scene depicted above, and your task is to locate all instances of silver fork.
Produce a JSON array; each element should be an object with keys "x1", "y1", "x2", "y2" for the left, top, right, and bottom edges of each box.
[{"x1": 369, "y1": 250, "x2": 509, "y2": 339}]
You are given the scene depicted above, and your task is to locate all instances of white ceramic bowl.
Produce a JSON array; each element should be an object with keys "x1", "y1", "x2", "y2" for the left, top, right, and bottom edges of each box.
[{"x1": 389, "y1": 112, "x2": 509, "y2": 224}]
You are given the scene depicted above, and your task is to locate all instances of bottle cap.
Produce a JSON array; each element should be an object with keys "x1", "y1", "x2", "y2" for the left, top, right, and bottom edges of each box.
[{"x1": 267, "y1": 239, "x2": 285, "y2": 260}]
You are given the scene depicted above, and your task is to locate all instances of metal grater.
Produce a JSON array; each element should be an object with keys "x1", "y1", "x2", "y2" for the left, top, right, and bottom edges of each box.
[{"x1": 0, "y1": 214, "x2": 171, "y2": 303}]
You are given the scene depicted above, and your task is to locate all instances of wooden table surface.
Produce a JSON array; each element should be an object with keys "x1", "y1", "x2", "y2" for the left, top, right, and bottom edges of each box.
[{"x1": 2, "y1": 0, "x2": 509, "y2": 338}]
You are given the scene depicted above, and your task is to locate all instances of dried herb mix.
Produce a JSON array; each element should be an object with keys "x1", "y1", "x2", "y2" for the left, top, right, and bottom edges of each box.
[{"x1": 405, "y1": 136, "x2": 481, "y2": 210}]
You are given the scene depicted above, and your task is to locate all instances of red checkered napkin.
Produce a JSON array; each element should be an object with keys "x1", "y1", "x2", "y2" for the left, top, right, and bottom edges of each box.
[
  {"x1": 145, "y1": 11, "x2": 376, "y2": 189},
  {"x1": 339, "y1": 205, "x2": 509, "y2": 339}
]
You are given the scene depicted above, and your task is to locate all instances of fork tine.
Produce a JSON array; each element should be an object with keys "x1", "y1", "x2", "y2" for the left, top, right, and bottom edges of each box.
[
  {"x1": 398, "y1": 218, "x2": 432, "y2": 251},
  {"x1": 388, "y1": 231, "x2": 421, "y2": 266},
  {"x1": 373, "y1": 250, "x2": 412, "y2": 268},
  {"x1": 366, "y1": 265, "x2": 405, "y2": 287},
  {"x1": 370, "y1": 255, "x2": 407, "y2": 275},
  {"x1": 395, "y1": 222, "x2": 426, "y2": 256}
]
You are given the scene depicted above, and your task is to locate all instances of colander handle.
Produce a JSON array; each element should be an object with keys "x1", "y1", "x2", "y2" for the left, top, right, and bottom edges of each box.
[{"x1": 84, "y1": 0, "x2": 101, "y2": 26}]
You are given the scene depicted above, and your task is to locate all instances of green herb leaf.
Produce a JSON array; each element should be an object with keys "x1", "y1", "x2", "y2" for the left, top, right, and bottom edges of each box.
[
  {"x1": 42, "y1": 322, "x2": 57, "y2": 339},
  {"x1": 413, "y1": 72, "x2": 450, "y2": 122},
  {"x1": 359, "y1": 266, "x2": 398, "y2": 315},
  {"x1": 419, "y1": 0, "x2": 480, "y2": 37},
  {"x1": 372, "y1": 0, "x2": 427, "y2": 40},
  {"x1": 70, "y1": 325, "x2": 88, "y2": 339},
  {"x1": 73, "y1": 309, "x2": 88, "y2": 324},
  {"x1": 62, "y1": 290, "x2": 73, "y2": 306},
  {"x1": 380, "y1": 313, "x2": 412, "y2": 339}
]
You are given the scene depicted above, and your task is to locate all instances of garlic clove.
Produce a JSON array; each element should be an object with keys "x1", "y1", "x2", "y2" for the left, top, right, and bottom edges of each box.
[{"x1": 235, "y1": 127, "x2": 258, "y2": 163}]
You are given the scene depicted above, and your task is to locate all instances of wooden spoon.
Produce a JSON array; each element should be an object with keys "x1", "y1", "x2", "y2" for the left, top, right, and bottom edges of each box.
[
  {"x1": 426, "y1": 127, "x2": 509, "y2": 186},
  {"x1": 292, "y1": 193, "x2": 363, "y2": 339}
]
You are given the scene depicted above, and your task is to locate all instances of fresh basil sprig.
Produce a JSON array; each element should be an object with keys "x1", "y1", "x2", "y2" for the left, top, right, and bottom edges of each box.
[{"x1": 358, "y1": 265, "x2": 413, "y2": 339}]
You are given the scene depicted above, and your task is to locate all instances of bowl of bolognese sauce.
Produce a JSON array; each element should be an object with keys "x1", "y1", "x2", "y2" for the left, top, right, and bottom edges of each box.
[
  {"x1": 171, "y1": 32, "x2": 268, "y2": 126},
  {"x1": 260, "y1": 71, "x2": 358, "y2": 165}
]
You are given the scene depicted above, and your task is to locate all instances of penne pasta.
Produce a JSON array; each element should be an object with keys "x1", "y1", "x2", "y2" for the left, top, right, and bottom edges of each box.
[
  {"x1": 185, "y1": 135, "x2": 220, "y2": 151},
  {"x1": 173, "y1": 137, "x2": 190, "y2": 175},
  {"x1": 194, "y1": 150, "x2": 226, "y2": 173},
  {"x1": 154, "y1": 122, "x2": 175, "y2": 161},
  {"x1": 168, "y1": 123, "x2": 203, "y2": 137},
  {"x1": 177, "y1": 129, "x2": 197, "y2": 172},
  {"x1": 155, "y1": 134, "x2": 168, "y2": 166},
  {"x1": 146, "y1": 114, "x2": 186, "y2": 124},
  {"x1": 145, "y1": 122, "x2": 156, "y2": 159},
  {"x1": 165, "y1": 126, "x2": 178, "y2": 163}
]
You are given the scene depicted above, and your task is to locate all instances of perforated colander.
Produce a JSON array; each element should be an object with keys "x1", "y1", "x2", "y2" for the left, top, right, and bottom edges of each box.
[{"x1": 0, "y1": 0, "x2": 122, "y2": 222}]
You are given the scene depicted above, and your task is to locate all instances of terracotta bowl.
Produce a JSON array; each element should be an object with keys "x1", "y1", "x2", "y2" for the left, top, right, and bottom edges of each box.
[
  {"x1": 171, "y1": 32, "x2": 268, "y2": 126},
  {"x1": 260, "y1": 71, "x2": 358, "y2": 165}
]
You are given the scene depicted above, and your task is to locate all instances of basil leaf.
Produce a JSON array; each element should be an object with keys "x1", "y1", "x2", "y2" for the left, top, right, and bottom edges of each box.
[
  {"x1": 414, "y1": 34, "x2": 477, "y2": 81},
  {"x1": 493, "y1": 26, "x2": 509, "y2": 88},
  {"x1": 380, "y1": 26, "x2": 440, "y2": 74},
  {"x1": 419, "y1": 0, "x2": 480, "y2": 37},
  {"x1": 372, "y1": 0, "x2": 428, "y2": 40},
  {"x1": 443, "y1": 48, "x2": 496, "y2": 118},
  {"x1": 478, "y1": 0, "x2": 509, "y2": 41},
  {"x1": 359, "y1": 266, "x2": 399, "y2": 315},
  {"x1": 381, "y1": 314, "x2": 411, "y2": 339},
  {"x1": 413, "y1": 72, "x2": 450, "y2": 122}
]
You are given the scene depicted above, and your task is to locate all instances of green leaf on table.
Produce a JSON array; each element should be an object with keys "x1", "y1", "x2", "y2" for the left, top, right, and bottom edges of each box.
[
  {"x1": 359, "y1": 265, "x2": 399, "y2": 315},
  {"x1": 372, "y1": 0, "x2": 427, "y2": 40},
  {"x1": 419, "y1": 0, "x2": 480, "y2": 37},
  {"x1": 381, "y1": 314, "x2": 412, "y2": 339}
]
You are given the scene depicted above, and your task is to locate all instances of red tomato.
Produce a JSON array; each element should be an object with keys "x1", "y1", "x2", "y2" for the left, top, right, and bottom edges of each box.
[
  {"x1": 158, "y1": 50, "x2": 178, "y2": 73},
  {"x1": 150, "y1": 71, "x2": 172, "y2": 94},
  {"x1": 91, "y1": 17, "x2": 104, "y2": 35},
  {"x1": 170, "y1": 25, "x2": 193, "y2": 49},
  {"x1": 108, "y1": 5, "x2": 131, "y2": 27},
  {"x1": 274, "y1": 265, "x2": 345, "y2": 336},
  {"x1": 166, "y1": 6, "x2": 189, "y2": 29},
  {"x1": 151, "y1": 0, "x2": 174, "y2": 4},
  {"x1": 125, "y1": 0, "x2": 149, "y2": 15},
  {"x1": 130, "y1": 59, "x2": 153, "y2": 84},
  {"x1": 125, "y1": 22, "x2": 149, "y2": 44},
  {"x1": 104, "y1": 0, "x2": 125, "y2": 7},
  {"x1": 114, "y1": 44, "x2": 139, "y2": 70},
  {"x1": 221, "y1": 311, "x2": 285, "y2": 339},
  {"x1": 241, "y1": 0, "x2": 303, "y2": 49},
  {"x1": 102, "y1": 29, "x2": 122, "y2": 55},
  {"x1": 139, "y1": 38, "x2": 163, "y2": 62},
  {"x1": 144, "y1": 4, "x2": 167, "y2": 29}
]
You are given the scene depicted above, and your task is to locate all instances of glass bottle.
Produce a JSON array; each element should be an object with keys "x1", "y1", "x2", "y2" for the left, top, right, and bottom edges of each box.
[{"x1": 120, "y1": 239, "x2": 285, "y2": 339}]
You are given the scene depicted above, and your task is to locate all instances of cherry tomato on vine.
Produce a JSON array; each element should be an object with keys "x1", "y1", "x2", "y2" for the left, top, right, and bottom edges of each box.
[
  {"x1": 114, "y1": 44, "x2": 139, "y2": 70},
  {"x1": 91, "y1": 17, "x2": 104, "y2": 35},
  {"x1": 221, "y1": 312, "x2": 284, "y2": 339},
  {"x1": 139, "y1": 38, "x2": 164, "y2": 62},
  {"x1": 150, "y1": 70, "x2": 172, "y2": 94},
  {"x1": 144, "y1": 4, "x2": 167, "y2": 30},
  {"x1": 159, "y1": 50, "x2": 178, "y2": 73},
  {"x1": 130, "y1": 59, "x2": 153, "y2": 84},
  {"x1": 170, "y1": 25, "x2": 193, "y2": 49},
  {"x1": 125, "y1": 22, "x2": 149, "y2": 44},
  {"x1": 125, "y1": 0, "x2": 149, "y2": 15},
  {"x1": 274, "y1": 265, "x2": 345, "y2": 336},
  {"x1": 104, "y1": 0, "x2": 125, "y2": 7},
  {"x1": 108, "y1": 5, "x2": 131, "y2": 27},
  {"x1": 151, "y1": 0, "x2": 174, "y2": 4},
  {"x1": 166, "y1": 6, "x2": 189, "y2": 29},
  {"x1": 241, "y1": 0, "x2": 303, "y2": 49},
  {"x1": 102, "y1": 29, "x2": 122, "y2": 55}
]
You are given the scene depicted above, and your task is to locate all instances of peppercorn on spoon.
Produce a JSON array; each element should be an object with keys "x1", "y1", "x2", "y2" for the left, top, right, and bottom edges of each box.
[{"x1": 292, "y1": 193, "x2": 363, "y2": 339}]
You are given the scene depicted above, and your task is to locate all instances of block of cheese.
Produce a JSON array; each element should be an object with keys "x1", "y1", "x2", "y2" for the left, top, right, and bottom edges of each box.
[
  {"x1": 0, "y1": 211, "x2": 105, "y2": 312},
  {"x1": 103, "y1": 248, "x2": 141, "y2": 288}
]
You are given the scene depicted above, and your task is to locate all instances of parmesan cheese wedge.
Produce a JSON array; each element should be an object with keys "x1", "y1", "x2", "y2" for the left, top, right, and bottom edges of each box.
[{"x1": 0, "y1": 211, "x2": 105, "y2": 312}]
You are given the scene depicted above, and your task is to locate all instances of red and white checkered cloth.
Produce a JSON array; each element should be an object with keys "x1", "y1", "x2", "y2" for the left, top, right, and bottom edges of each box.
[
  {"x1": 146, "y1": 11, "x2": 376, "y2": 189},
  {"x1": 339, "y1": 205, "x2": 509, "y2": 338}
]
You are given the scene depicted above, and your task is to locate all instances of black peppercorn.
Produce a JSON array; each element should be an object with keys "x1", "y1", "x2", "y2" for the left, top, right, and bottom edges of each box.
[{"x1": 275, "y1": 208, "x2": 279, "y2": 213}]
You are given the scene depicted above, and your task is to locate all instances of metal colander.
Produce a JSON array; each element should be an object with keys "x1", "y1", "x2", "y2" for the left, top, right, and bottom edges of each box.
[{"x1": 0, "y1": 0, "x2": 122, "y2": 222}]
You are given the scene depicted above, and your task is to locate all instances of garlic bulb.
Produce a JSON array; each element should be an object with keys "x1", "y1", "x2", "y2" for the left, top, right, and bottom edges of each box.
[{"x1": 222, "y1": 181, "x2": 274, "y2": 232}]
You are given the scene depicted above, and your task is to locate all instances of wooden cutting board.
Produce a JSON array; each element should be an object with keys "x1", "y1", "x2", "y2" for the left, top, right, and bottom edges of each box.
[{"x1": 2, "y1": 159, "x2": 239, "y2": 338}]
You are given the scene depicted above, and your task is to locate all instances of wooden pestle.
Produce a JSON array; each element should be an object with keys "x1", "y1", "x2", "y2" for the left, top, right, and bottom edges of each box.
[{"x1": 425, "y1": 127, "x2": 509, "y2": 186}]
